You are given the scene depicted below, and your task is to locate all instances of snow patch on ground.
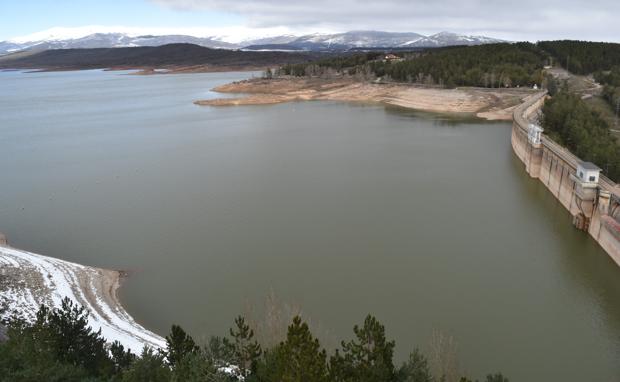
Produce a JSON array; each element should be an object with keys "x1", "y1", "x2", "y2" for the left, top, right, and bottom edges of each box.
[{"x1": 0, "y1": 245, "x2": 165, "y2": 352}]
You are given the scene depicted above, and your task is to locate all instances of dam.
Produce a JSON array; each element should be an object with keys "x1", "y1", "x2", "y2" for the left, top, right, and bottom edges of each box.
[{"x1": 511, "y1": 92, "x2": 620, "y2": 266}]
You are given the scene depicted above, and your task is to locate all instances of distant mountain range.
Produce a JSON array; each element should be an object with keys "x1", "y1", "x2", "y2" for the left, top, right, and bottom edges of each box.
[
  {"x1": 0, "y1": 30, "x2": 506, "y2": 55},
  {"x1": 244, "y1": 31, "x2": 505, "y2": 51},
  {"x1": 0, "y1": 44, "x2": 321, "y2": 70}
]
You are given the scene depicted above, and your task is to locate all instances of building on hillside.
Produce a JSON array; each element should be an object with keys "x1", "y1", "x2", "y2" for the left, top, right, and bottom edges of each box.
[{"x1": 383, "y1": 54, "x2": 403, "y2": 62}]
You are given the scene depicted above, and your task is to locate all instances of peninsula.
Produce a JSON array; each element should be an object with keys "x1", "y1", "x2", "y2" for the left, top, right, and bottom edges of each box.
[{"x1": 195, "y1": 77, "x2": 535, "y2": 120}]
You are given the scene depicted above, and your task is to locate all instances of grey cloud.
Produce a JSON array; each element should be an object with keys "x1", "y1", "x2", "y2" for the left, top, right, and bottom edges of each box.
[{"x1": 150, "y1": 0, "x2": 620, "y2": 41}]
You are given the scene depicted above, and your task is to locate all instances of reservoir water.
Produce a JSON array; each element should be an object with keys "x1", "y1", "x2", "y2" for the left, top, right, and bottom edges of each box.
[{"x1": 0, "y1": 70, "x2": 619, "y2": 381}]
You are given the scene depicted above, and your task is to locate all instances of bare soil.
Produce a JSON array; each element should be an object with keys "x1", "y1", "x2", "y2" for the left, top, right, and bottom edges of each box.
[{"x1": 196, "y1": 77, "x2": 536, "y2": 120}]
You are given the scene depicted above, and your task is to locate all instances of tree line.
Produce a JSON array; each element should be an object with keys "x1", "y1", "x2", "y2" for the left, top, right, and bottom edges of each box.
[
  {"x1": 594, "y1": 66, "x2": 620, "y2": 115},
  {"x1": 277, "y1": 43, "x2": 547, "y2": 88},
  {"x1": 277, "y1": 40, "x2": 620, "y2": 91},
  {"x1": 537, "y1": 41, "x2": 620, "y2": 181},
  {"x1": 537, "y1": 40, "x2": 620, "y2": 115},
  {"x1": 0, "y1": 298, "x2": 508, "y2": 382},
  {"x1": 370, "y1": 43, "x2": 545, "y2": 88},
  {"x1": 542, "y1": 91, "x2": 620, "y2": 182},
  {"x1": 279, "y1": 52, "x2": 383, "y2": 78},
  {"x1": 537, "y1": 40, "x2": 620, "y2": 75}
]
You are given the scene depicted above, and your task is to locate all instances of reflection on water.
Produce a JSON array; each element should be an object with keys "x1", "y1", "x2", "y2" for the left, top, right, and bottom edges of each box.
[{"x1": 0, "y1": 70, "x2": 619, "y2": 381}]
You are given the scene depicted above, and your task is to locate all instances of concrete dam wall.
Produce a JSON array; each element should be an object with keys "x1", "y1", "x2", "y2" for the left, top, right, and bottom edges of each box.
[{"x1": 511, "y1": 92, "x2": 620, "y2": 266}]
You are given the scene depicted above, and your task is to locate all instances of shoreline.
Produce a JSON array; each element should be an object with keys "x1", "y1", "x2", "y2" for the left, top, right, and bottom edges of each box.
[
  {"x1": 0, "y1": 239, "x2": 165, "y2": 352},
  {"x1": 1, "y1": 64, "x2": 267, "y2": 75},
  {"x1": 195, "y1": 77, "x2": 538, "y2": 121},
  {"x1": 123, "y1": 65, "x2": 265, "y2": 75}
]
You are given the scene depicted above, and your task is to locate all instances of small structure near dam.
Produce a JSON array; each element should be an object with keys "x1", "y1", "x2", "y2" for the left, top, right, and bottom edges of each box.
[{"x1": 512, "y1": 92, "x2": 620, "y2": 265}]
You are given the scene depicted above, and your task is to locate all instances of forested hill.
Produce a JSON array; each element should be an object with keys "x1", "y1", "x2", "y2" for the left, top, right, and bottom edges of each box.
[
  {"x1": 281, "y1": 43, "x2": 547, "y2": 88},
  {"x1": 372, "y1": 43, "x2": 546, "y2": 87},
  {"x1": 538, "y1": 40, "x2": 620, "y2": 74},
  {"x1": 280, "y1": 41, "x2": 620, "y2": 88},
  {"x1": 0, "y1": 43, "x2": 322, "y2": 70}
]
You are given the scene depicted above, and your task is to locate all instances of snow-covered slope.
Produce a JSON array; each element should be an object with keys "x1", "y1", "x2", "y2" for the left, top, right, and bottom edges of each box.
[
  {"x1": 239, "y1": 30, "x2": 504, "y2": 51},
  {"x1": 1, "y1": 33, "x2": 236, "y2": 54},
  {"x1": 0, "y1": 245, "x2": 165, "y2": 352},
  {"x1": 0, "y1": 29, "x2": 506, "y2": 55},
  {"x1": 288, "y1": 31, "x2": 427, "y2": 49},
  {"x1": 401, "y1": 31, "x2": 505, "y2": 47}
]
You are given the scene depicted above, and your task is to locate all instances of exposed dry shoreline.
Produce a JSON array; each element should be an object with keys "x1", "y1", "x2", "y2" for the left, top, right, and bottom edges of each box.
[{"x1": 196, "y1": 77, "x2": 537, "y2": 120}]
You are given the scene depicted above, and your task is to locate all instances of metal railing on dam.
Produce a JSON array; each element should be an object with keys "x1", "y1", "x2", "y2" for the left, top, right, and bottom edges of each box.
[{"x1": 511, "y1": 91, "x2": 620, "y2": 265}]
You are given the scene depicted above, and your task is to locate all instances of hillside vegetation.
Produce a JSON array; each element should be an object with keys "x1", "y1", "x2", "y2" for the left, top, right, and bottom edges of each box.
[
  {"x1": 0, "y1": 299, "x2": 508, "y2": 382},
  {"x1": 371, "y1": 43, "x2": 546, "y2": 88},
  {"x1": 538, "y1": 40, "x2": 620, "y2": 75},
  {"x1": 281, "y1": 43, "x2": 546, "y2": 88},
  {"x1": 540, "y1": 41, "x2": 620, "y2": 125},
  {"x1": 542, "y1": 92, "x2": 620, "y2": 181},
  {"x1": 0, "y1": 43, "x2": 322, "y2": 70},
  {"x1": 595, "y1": 66, "x2": 620, "y2": 117}
]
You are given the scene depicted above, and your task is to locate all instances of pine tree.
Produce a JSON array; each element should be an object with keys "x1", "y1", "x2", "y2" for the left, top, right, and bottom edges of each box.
[
  {"x1": 397, "y1": 348, "x2": 433, "y2": 382},
  {"x1": 0, "y1": 298, "x2": 114, "y2": 379},
  {"x1": 122, "y1": 347, "x2": 171, "y2": 382},
  {"x1": 40, "y1": 297, "x2": 112, "y2": 376},
  {"x1": 225, "y1": 315, "x2": 262, "y2": 375},
  {"x1": 110, "y1": 340, "x2": 136, "y2": 374},
  {"x1": 330, "y1": 314, "x2": 396, "y2": 382},
  {"x1": 164, "y1": 325, "x2": 199, "y2": 367},
  {"x1": 256, "y1": 315, "x2": 328, "y2": 382}
]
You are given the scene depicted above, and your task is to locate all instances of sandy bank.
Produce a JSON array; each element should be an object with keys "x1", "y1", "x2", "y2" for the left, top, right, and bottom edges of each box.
[
  {"x1": 196, "y1": 78, "x2": 536, "y2": 120},
  {"x1": 0, "y1": 242, "x2": 165, "y2": 352}
]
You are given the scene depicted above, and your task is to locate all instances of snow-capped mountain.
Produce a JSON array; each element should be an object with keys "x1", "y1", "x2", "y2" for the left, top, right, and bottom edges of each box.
[
  {"x1": 0, "y1": 30, "x2": 505, "y2": 55},
  {"x1": 401, "y1": 31, "x2": 504, "y2": 47},
  {"x1": 0, "y1": 33, "x2": 236, "y2": 54},
  {"x1": 238, "y1": 34, "x2": 299, "y2": 46},
  {"x1": 242, "y1": 31, "x2": 504, "y2": 51},
  {"x1": 283, "y1": 31, "x2": 427, "y2": 50}
]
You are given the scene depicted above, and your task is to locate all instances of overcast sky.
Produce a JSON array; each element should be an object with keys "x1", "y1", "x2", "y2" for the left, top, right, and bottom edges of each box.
[{"x1": 2, "y1": 0, "x2": 619, "y2": 42}]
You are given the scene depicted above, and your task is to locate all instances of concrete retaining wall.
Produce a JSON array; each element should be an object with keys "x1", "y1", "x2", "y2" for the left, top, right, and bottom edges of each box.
[{"x1": 511, "y1": 92, "x2": 620, "y2": 266}]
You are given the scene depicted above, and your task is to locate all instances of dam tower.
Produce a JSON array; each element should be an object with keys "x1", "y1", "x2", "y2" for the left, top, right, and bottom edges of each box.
[
  {"x1": 525, "y1": 123, "x2": 544, "y2": 177},
  {"x1": 570, "y1": 161, "x2": 601, "y2": 230}
]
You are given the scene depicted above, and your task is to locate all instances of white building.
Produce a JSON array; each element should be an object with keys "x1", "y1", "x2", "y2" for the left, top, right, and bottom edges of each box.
[{"x1": 576, "y1": 161, "x2": 601, "y2": 184}]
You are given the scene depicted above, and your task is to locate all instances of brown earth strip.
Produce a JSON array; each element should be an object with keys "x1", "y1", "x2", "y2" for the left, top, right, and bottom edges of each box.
[{"x1": 196, "y1": 77, "x2": 537, "y2": 120}]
